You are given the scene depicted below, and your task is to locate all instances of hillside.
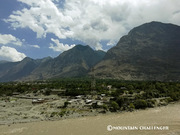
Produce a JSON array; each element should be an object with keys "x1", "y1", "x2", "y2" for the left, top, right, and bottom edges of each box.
[
  {"x1": 93, "y1": 22, "x2": 180, "y2": 81},
  {"x1": 25, "y1": 45, "x2": 105, "y2": 80},
  {"x1": 1, "y1": 22, "x2": 180, "y2": 82},
  {"x1": 0, "y1": 45, "x2": 105, "y2": 82}
]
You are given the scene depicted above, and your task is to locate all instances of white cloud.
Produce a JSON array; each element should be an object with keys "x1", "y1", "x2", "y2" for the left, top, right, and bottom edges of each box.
[
  {"x1": 0, "y1": 34, "x2": 22, "y2": 46},
  {"x1": 107, "y1": 41, "x2": 116, "y2": 46},
  {"x1": 5, "y1": 0, "x2": 180, "y2": 50},
  {"x1": 0, "y1": 46, "x2": 26, "y2": 62},
  {"x1": 30, "y1": 45, "x2": 40, "y2": 48},
  {"x1": 49, "y1": 38, "x2": 75, "y2": 52}
]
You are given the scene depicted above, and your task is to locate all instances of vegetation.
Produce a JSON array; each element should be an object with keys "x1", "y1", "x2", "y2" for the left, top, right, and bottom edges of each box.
[
  {"x1": 0, "y1": 78, "x2": 180, "y2": 111},
  {"x1": 109, "y1": 101, "x2": 119, "y2": 112},
  {"x1": 134, "y1": 99, "x2": 148, "y2": 109}
]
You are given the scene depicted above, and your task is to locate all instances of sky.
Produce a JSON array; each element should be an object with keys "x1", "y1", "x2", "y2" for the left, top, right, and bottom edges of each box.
[{"x1": 0, "y1": 0, "x2": 180, "y2": 62}]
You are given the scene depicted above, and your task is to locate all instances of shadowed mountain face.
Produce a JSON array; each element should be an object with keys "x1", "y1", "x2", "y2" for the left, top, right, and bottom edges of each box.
[
  {"x1": 93, "y1": 22, "x2": 180, "y2": 81},
  {"x1": 0, "y1": 45, "x2": 105, "y2": 82},
  {"x1": 26, "y1": 45, "x2": 106, "y2": 80},
  {"x1": 0, "y1": 57, "x2": 52, "y2": 82},
  {"x1": 0, "y1": 22, "x2": 180, "y2": 82}
]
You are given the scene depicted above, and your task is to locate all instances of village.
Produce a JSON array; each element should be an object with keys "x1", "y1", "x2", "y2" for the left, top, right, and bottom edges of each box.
[
  {"x1": 0, "y1": 85, "x2": 114, "y2": 125},
  {"x1": 0, "y1": 80, "x2": 179, "y2": 125}
]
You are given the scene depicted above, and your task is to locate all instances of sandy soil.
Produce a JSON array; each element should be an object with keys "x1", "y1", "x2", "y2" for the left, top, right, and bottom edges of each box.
[
  {"x1": 0, "y1": 96, "x2": 68, "y2": 124},
  {"x1": 0, "y1": 101, "x2": 179, "y2": 135},
  {"x1": 0, "y1": 95, "x2": 100, "y2": 125}
]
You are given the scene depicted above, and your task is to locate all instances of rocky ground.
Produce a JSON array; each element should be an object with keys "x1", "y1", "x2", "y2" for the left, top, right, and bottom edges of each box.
[
  {"x1": 0, "y1": 101, "x2": 179, "y2": 135},
  {"x1": 0, "y1": 94, "x2": 103, "y2": 125}
]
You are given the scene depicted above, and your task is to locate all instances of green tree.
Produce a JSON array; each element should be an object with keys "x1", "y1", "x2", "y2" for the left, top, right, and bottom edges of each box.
[
  {"x1": 134, "y1": 99, "x2": 147, "y2": 109},
  {"x1": 110, "y1": 101, "x2": 119, "y2": 112}
]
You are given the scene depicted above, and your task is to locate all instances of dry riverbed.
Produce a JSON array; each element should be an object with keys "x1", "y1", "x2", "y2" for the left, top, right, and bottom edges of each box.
[
  {"x1": 0, "y1": 100, "x2": 180, "y2": 135},
  {"x1": 0, "y1": 94, "x2": 103, "y2": 125}
]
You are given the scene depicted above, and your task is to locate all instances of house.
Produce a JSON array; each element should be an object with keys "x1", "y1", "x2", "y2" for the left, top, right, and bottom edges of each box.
[
  {"x1": 107, "y1": 85, "x2": 112, "y2": 90},
  {"x1": 86, "y1": 99, "x2": 92, "y2": 104},
  {"x1": 75, "y1": 95, "x2": 82, "y2": 99},
  {"x1": 32, "y1": 98, "x2": 45, "y2": 104}
]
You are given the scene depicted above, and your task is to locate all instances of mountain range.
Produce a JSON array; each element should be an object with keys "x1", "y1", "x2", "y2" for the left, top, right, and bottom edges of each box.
[
  {"x1": 0, "y1": 45, "x2": 105, "y2": 82},
  {"x1": 0, "y1": 21, "x2": 180, "y2": 82}
]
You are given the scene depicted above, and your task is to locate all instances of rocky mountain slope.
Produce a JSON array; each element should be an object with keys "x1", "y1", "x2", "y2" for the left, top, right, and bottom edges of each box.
[
  {"x1": 0, "y1": 45, "x2": 105, "y2": 82},
  {"x1": 25, "y1": 45, "x2": 105, "y2": 80},
  {"x1": 93, "y1": 21, "x2": 180, "y2": 81},
  {"x1": 1, "y1": 22, "x2": 180, "y2": 82},
  {"x1": 0, "y1": 57, "x2": 52, "y2": 82}
]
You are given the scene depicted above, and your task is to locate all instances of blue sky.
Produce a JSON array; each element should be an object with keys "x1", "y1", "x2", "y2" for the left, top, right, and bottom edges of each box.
[{"x1": 0, "y1": 0, "x2": 180, "y2": 62}]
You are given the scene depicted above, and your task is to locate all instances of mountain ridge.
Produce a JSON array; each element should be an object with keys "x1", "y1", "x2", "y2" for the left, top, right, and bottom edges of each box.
[
  {"x1": 0, "y1": 45, "x2": 106, "y2": 82},
  {"x1": 0, "y1": 22, "x2": 180, "y2": 82},
  {"x1": 93, "y1": 21, "x2": 180, "y2": 81}
]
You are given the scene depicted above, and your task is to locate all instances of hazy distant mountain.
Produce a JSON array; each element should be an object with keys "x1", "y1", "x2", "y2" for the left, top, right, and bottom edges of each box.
[
  {"x1": 0, "y1": 45, "x2": 105, "y2": 82},
  {"x1": 93, "y1": 22, "x2": 180, "y2": 81},
  {"x1": 0, "y1": 60, "x2": 10, "y2": 64},
  {"x1": 26, "y1": 45, "x2": 106, "y2": 80},
  {"x1": 0, "y1": 57, "x2": 52, "y2": 82}
]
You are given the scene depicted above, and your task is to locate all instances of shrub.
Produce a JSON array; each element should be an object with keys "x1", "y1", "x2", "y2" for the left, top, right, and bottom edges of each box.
[
  {"x1": 63, "y1": 101, "x2": 69, "y2": 108},
  {"x1": 134, "y1": 99, "x2": 148, "y2": 109},
  {"x1": 110, "y1": 101, "x2": 119, "y2": 112},
  {"x1": 116, "y1": 97, "x2": 125, "y2": 107},
  {"x1": 147, "y1": 100, "x2": 156, "y2": 108},
  {"x1": 129, "y1": 90, "x2": 133, "y2": 94},
  {"x1": 129, "y1": 103, "x2": 135, "y2": 111},
  {"x1": 169, "y1": 92, "x2": 179, "y2": 101},
  {"x1": 165, "y1": 97, "x2": 173, "y2": 103},
  {"x1": 44, "y1": 90, "x2": 51, "y2": 96},
  {"x1": 101, "y1": 104, "x2": 108, "y2": 111},
  {"x1": 92, "y1": 102, "x2": 99, "y2": 109},
  {"x1": 59, "y1": 109, "x2": 67, "y2": 117}
]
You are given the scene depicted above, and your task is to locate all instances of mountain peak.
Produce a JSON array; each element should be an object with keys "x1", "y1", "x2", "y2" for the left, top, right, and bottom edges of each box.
[
  {"x1": 22, "y1": 57, "x2": 33, "y2": 62},
  {"x1": 129, "y1": 21, "x2": 180, "y2": 35},
  {"x1": 72, "y1": 44, "x2": 92, "y2": 51},
  {"x1": 94, "y1": 22, "x2": 180, "y2": 81}
]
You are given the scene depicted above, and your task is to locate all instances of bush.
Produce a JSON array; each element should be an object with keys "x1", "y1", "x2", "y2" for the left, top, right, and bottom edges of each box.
[
  {"x1": 92, "y1": 102, "x2": 99, "y2": 109},
  {"x1": 147, "y1": 100, "x2": 156, "y2": 108},
  {"x1": 110, "y1": 101, "x2": 119, "y2": 112},
  {"x1": 63, "y1": 101, "x2": 69, "y2": 108},
  {"x1": 169, "y1": 92, "x2": 179, "y2": 101},
  {"x1": 44, "y1": 90, "x2": 51, "y2": 96},
  {"x1": 116, "y1": 97, "x2": 125, "y2": 107},
  {"x1": 165, "y1": 97, "x2": 173, "y2": 103},
  {"x1": 129, "y1": 90, "x2": 133, "y2": 94},
  {"x1": 50, "y1": 112, "x2": 58, "y2": 117},
  {"x1": 129, "y1": 103, "x2": 135, "y2": 111},
  {"x1": 59, "y1": 109, "x2": 67, "y2": 117},
  {"x1": 134, "y1": 99, "x2": 148, "y2": 109},
  {"x1": 101, "y1": 104, "x2": 108, "y2": 111}
]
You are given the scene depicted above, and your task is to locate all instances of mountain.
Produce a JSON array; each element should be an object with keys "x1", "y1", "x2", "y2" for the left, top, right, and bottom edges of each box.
[
  {"x1": 26, "y1": 45, "x2": 106, "y2": 80},
  {"x1": 1, "y1": 22, "x2": 180, "y2": 82},
  {"x1": 0, "y1": 57, "x2": 52, "y2": 82},
  {"x1": 93, "y1": 21, "x2": 180, "y2": 81},
  {"x1": 0, "y1": 45, "x2": 105, "y2": 82},
  {"x1": 0, "y1": 60, "x2": 10, "y2": 64}
]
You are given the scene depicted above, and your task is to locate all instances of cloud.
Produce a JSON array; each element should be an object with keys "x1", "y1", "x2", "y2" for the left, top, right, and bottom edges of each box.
[
  {"x1": 49, "y1": 38, "x2": 75, "y2": 52},
  {"x1": 0, "y1": 46, "x2": 26, "y2": 62},
  {"x1": 5, "y1": 0, "x2": 180, "y2": 50},
  {"x1": 30, "y1": 45, "x2": 40, "y2": 48},
  {"x1": 107, "y1": 41, "x2": 116, "y2": 46},
  {"x1": 0, "y1": 34, "x2": 22, "y2": 46}
]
